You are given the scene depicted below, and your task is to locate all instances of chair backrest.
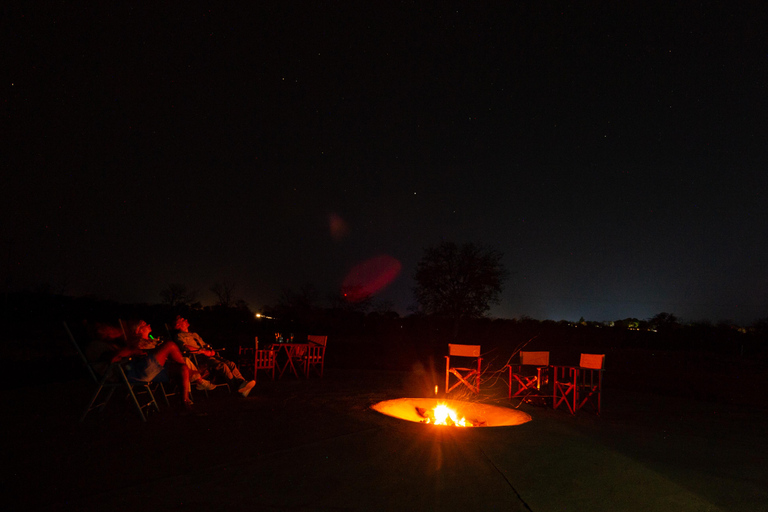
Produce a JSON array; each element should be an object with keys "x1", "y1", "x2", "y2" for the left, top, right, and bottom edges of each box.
[
  {"x1": 239, "y1": 346, "x2": 255, "y2": 356},
  {"x1": 580, "y1": 353, "x2": 605, "y2": 370},
  {"x1": 520, "y1": 351, "x2": 549, "y2": 366},
  {"x1": 448, "y1": 344, "x2": 481, "y2": 358},
  {"x1": 290, "y1": 344, "x2": 307, "y2": 357},
  {"x1": 307, "y1": 335, "x2": 327, "y2": 347},
  {"x1": 255, "y1": 349, "x2": 275, "y2": 369}
]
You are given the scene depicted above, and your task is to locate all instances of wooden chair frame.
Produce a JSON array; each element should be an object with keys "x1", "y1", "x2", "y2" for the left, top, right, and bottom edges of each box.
[
  {"x1": 553, "y1": 354, "x2": 605, "y2": 415},
  {"x1": 254, "y1": 348, "x2": 276, "y2": 383},
  {"x1": 445, "y1": 344, "x2": 482, "y2": 394},
  {"x1": 304, "y1": 335, "x2": 327, "y2": 378},
  {"x1": 238, "y1": 344, "x2": 255, "y2": 378},
  {"x1": 508, "y1": 351, "x2": 550, "y2": 400}
]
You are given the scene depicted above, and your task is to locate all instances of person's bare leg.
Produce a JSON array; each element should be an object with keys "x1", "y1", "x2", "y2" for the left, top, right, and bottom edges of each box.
[
  {"x1": 153, "y1": 342, "x2": 191, "y2": 403},
  {"x1": 179, "y1": 364, "x2": 191, "y2": 403},
  {"x1": 153, "y1": 341, "x2": 185, "y2": 365}
]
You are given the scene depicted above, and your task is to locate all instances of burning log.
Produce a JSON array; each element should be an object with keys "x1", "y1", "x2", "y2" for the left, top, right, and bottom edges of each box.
[{"x1": 416, "y1": 403, "x2": 477, "y2": 427}]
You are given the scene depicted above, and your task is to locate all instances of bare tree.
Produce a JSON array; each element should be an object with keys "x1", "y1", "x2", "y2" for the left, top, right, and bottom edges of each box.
[
  {"x1": 159, "y1": 283, "x2": 198, "y2": 307},
  {"x1": 210, "y1": 281, "x2": 236, "y2": 307}
]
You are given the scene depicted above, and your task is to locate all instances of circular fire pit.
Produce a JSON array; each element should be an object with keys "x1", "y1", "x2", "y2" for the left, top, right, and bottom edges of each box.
[{"x1": 371, "y1": 398, "x2": 532, "y2": 427}]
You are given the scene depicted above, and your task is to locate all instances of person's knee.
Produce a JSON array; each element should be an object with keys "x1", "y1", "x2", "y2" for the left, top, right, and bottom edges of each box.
[{"x1": 162, "y1": 342, "x2": 184, "y2": 363}]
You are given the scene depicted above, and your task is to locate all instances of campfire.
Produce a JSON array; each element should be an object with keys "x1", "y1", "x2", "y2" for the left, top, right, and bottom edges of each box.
[
  {"x1": 416, "y1": 403, "x2": 478, "y2": 427},
  {"x1": 372, "y1": 398, "x2": 532, "y2": 428}
]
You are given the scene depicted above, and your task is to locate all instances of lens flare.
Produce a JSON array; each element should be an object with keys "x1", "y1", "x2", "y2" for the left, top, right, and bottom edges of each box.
[
  {"x1": 328, "y1": 213, "x2": 349, "y2": 240},
  {"x1": 341, "y1": 254, "x2": 401, "y2": 302}
]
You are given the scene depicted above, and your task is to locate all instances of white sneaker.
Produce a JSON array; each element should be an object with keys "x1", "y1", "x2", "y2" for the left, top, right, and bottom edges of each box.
[
  {"x1": 238, "y1": 380, "x2": 256, "y2": 397},
  {"x1": 195, "y1": 379, "x2": 216, "y2": 391}
]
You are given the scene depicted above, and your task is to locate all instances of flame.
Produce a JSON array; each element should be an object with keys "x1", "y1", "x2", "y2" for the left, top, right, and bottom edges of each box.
[{"x1": 423, "y1": 403, "x2": 470, "y2": 427}]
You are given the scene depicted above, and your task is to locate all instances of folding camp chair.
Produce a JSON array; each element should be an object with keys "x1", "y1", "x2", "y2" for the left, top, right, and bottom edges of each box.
[
  {"x1": 254, "y1": 346, "x2": 276, "y2": 383},
  {"x1": 445, "y1": 344, "x2": 482, "y2": 394},
  {"x1": 64, "y1": 322, "x2": 164, "y2": 422},
  {"x1": 553, "y1": 353, "x2": 605, "y2": 415},
  {"x1": 303, "y1": 335, "x2": 327, "y2": 377},
  {"x1": 240, "y1": 337, "x2": 276, "y2": 383},
  {"x1": 508, "y1": 351, "x2": 550, "y2": 401},
  {"x1": 188, "y1": 351, "x2": 231, "y2": 397},
  {"x1": 165, "y1": 323, "x2": 230, "y2": 397},
  {"x1": 238, "y1": 343, "x2": 256, "y2": 378}
]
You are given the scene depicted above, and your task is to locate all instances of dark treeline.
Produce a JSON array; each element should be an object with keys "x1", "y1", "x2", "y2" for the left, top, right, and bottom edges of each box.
[{"x1": 2, "y1": 292, "x2": 767, "y2": 405}]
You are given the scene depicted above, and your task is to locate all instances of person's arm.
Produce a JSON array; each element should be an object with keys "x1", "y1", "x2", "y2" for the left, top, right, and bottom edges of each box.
[
  {"x1": 187, "y1": 333, "x2": 215, "y2": 356},
  {"x1": 110, "y1": 346, "x2": 145, "y2": 363},
  {"x1": 191, "y1": 347, "x2": 216, "y2": 357}
]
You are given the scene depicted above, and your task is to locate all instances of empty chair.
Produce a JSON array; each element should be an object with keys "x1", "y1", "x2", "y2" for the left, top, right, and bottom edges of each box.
[
  {"x1": 237, "y1": 344, "x2": 255, "y2": 378},
  {"x1": 508, "y1": 351, "x2": 550, "y2": 401},
  {"x1": 253, "y1": 337, "x2": 276, "y2": 383},
  {"x1": 304, "y1": 335, "x2": 327, "y2": 377},
  {"x1": 553, "y1": 353, "x2": 605, "y2": 415},
  {"x1": 445, "y1": 344, "x2": 482, "y2": 394}
]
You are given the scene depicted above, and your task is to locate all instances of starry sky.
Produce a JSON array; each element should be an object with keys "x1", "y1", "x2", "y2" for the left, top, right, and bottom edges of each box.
[{"x1": 5, "y1": 2, "x2": 768, "y2": 324}]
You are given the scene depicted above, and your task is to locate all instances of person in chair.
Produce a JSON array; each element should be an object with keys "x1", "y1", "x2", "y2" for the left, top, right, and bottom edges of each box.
[
  {"x1": 173, "y1": 316, "x2": 256, "y2": 397},
  {"x1": 99, "y1": 319, "x2": 196, "y2": 408}
]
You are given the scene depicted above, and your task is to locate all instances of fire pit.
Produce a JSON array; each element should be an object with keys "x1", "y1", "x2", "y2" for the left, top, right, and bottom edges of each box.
[{"x1": 371, "y1": 398, "x2": 532, "y2": 427}]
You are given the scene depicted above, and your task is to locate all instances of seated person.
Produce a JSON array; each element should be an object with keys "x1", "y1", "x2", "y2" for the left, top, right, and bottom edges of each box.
[
  {"x1": 173, "y1": 316, "x2": 256, "y2": 397},
  {"x1": 89, "y1": 319, "x2": 196, "y2": 408}
]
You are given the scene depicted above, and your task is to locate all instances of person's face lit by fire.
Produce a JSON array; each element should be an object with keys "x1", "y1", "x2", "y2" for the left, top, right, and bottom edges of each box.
[
  {"x1": 135, "y1": 321, "x2": 152, "y2": 340},
  {"x1": 175, "y1": 316, "x2": 190, "y2": 333}
]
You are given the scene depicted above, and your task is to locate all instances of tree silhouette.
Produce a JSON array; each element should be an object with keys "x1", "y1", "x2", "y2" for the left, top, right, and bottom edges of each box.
[
  {"x1": 210, "y1": 281, "x2": 236, "y2": 307},
  {"x1": 649, "y1": 312, "x2": 679, "y2": 331},
  {"x1": 159, "y1": 283, "x2": 198, "y2": 307},
  {"x1": 413, "y1": 241, "x2": 507, "y2": 337}
]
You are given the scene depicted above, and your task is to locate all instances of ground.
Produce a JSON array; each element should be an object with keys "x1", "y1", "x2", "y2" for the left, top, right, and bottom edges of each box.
[{"x1": 4, "y1": 368, "x2": 767, "y2": 511}]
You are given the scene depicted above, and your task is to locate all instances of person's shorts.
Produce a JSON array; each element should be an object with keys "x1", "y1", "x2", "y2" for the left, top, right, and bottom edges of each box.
[{"x1": 124, "y1": 355, "x2": 167, "y2": 382}]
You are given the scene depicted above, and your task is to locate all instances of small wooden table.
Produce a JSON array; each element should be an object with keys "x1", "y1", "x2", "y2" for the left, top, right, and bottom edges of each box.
[{"x1": 269, "y1": 343, "x2": 310, "y2": 379}]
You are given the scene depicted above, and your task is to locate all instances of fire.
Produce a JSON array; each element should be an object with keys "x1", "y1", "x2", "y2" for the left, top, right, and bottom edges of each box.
[{"x1": 420, "y1": 403, "x2": 470, "y2": 427}]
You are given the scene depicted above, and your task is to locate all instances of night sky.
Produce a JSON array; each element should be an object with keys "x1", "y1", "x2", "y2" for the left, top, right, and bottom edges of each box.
[{"x1": 5, "y1": 2, "x2": 768, "y2": 324}]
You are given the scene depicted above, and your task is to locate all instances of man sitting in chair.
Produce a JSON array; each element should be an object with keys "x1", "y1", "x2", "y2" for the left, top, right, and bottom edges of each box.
[
  {"x1": 88, "y1": 319, "x2": 197, "y2": 409},
  {"x1": 173, "y1": 316, "x2": 256, "y2": 398}
]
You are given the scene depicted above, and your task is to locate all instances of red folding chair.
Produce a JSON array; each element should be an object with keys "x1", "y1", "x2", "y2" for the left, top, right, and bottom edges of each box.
[
  {"x1": 254, "y1": 345, "x2": 276, "y2": 383},
  {"x1": 445, "y1": 344, "x2": 482, "y2": 394},
  {"x1": 553, "y1": 353, "x2": 605, "y2": 415},
  {"x1": 508, "y1": 351, "x2": 550, "y2": 400},
  {"x1": 237, "y1": 342, "x2": 256, "y2": 378},
  {"x1": 304, "y1": 335, "x2": 327, "y2": 377}
]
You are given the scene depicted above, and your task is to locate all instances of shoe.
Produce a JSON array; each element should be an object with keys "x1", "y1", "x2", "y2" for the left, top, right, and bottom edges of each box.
[
  {"x1": 238, "y1": 380, "x2": 256, "y2": 398},
  {"x1": 183, "y1": 398, "x2": 194, "y2": 411},
  {"x1": 195, "y1": 379, "x2": 216, "y2": 391}
]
